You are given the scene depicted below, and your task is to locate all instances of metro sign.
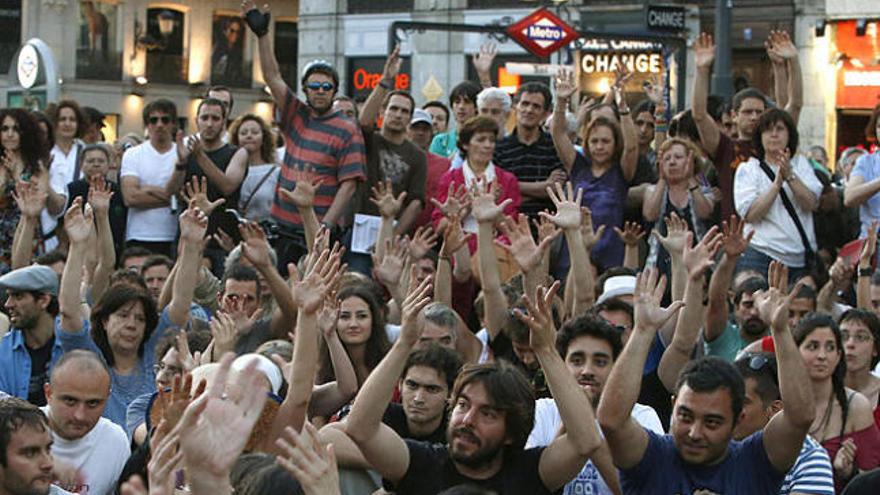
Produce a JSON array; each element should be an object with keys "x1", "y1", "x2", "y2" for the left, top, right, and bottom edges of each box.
[{"x1": 506, "y1": 8, "x2": 579, "y2": 58}]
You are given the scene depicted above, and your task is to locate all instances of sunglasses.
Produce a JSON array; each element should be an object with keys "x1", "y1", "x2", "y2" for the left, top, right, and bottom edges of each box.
[
  {"x1": 306, "y1": 81, "x2": 335, "y2": 92},
  {"x1": 739, "y1": 352, "x2": 779, "y2": 385},
  {"x1": 148, "y1": 115, "x2": 172, "y2": 125}
]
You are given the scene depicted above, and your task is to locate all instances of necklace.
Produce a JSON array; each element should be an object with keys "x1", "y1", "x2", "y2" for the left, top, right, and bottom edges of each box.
[{"x1": 809, "y1": 392, "x2": 834, "y2": 439}]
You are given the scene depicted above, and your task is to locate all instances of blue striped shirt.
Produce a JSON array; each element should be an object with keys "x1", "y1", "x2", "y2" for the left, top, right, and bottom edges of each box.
[{"x1": 780, "y1": 436, "x2": 835, "y2": 495}]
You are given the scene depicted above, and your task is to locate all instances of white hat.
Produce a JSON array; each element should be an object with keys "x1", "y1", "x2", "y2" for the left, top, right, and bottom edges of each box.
[
  {"x1": 231, "y1": 354, "x2": 283, "y2": 395},
  {"x1": 596, "y1": 275, "x2": 637, "y2": 305},
  {"x1": 410, "y1": 108, "x2": 433, "y2": 126}
]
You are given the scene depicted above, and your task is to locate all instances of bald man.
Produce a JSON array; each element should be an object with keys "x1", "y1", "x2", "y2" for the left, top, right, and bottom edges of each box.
[{"x1": 42, "y1": 350, "x2": 128, "y2": 495}]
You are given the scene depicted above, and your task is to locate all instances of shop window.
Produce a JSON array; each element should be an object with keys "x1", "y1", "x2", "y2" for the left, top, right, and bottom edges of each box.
[
  {"x1": 347, "y1": 0, "x2": 412, "y2": 14},
  {"x1": 76, "y1": 0, "x2": 123, "y2": 80},
  {"x1": 275, "y1": 21, "x2": 298, "y2": 91},
  {"x1": 144, "y1": 7, "x2": 187, "y2": 84},
  {"x1": 211, "y1": 13, "x2": 251, "y2": 87},
  {"x1": 0, "y1": 1, "x2": 22, "y2": 71}
]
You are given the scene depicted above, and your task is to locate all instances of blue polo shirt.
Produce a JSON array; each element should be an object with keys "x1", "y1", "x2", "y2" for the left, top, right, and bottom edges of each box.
[{"x1": 0, "y1": 328, "x2": 65, "y2": 401}]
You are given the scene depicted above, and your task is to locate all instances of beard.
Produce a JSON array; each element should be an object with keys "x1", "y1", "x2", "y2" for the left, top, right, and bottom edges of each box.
[
  {"x1": 447, "y1": 426, "x2": 505, "y2": 469},
  {"x1": 741, "y1": 316, "x2": 768, "y2": 336}
]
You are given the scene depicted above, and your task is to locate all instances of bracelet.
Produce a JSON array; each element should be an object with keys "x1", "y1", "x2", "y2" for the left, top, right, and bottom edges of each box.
[
  {"x1": 689, "y1": 185, "x2": 699, "y2": 192},
  {"x1": 379, "y1": 79, "x2": 394, "y2": 90},
  {"x1": 655, "y1": 124, "x2": 668, "y2": 134},
  {"x1": 619, "y1": 110, "x2": 631, "y2": 116},
  {"x1": 859, "y1": 267, "x2": 873, "y2": 277}
]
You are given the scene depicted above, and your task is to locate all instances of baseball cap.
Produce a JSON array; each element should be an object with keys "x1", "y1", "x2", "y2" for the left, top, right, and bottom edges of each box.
[
  {"x1": 410, "y1": 108, "x2": 433, "y2": 127},
  {"x1": 596, "y1": 275, "x2": 637, "y2": 305},
  {"x1": 0, "y1": 265, "x2": 59, "y2": 296}
]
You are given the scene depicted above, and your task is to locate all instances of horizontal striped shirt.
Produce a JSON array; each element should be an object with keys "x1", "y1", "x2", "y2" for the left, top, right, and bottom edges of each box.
[
  {"x1": 493, "y1": 129, "x2": 563, "y2": 218},
  {"x1": 780, "y1": 436, "x2": 835, "y2": 495},
  {"x1": 271, "y1": 88, "x2": 366, "y2": 228}
]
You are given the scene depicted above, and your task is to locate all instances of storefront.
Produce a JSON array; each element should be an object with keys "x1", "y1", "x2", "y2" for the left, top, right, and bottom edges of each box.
[{"x1": 832, "y1": 19, "x2": 880, "y2": 155}]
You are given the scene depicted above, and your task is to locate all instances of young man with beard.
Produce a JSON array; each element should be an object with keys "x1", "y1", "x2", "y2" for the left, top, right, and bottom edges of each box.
[
  {"x1": 598, "y1": 266, "x2": 815, "y2": 494},
  {"x1": 525, "y1": 314, "x2": 663, "y2": 495},
  {"x1": 243, "y1": 1, "x2": 365, "y2": 266},
  {"x1": 0, "y1": 266, "x2": 62, "y2": 406},
  {"x1": 343, "y1": 277, "x2": 602, "y2": 494},
  {"x1": 0, "y1": 397, "x2": 73, "y2": 495},
  {"x1": 42, "y1": 351, "x2": 128, "y2": 495}
]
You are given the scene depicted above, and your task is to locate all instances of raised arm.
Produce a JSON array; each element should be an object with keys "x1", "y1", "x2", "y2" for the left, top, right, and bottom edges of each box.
[
  {"x1": 551, "y1": 68, "x2": 579, "y2": 173},
  {"x1": 613, "y1": 221, "x2": 642, "y2": 270},
  {"x1": 514, "y1": 282, "x2": 602, "y2": 490},
  {"x1": 542, "y1": 183, "x2": 590, "y2": 314},
  {"x1": 278, "y1": 165, "x2": 324, "y2": 250},
  {"x1": 11, "y1": 181, "x2": 45, "y2": 269},
  {"x1": 705, "y1": 216, "x2": 753, "y2": 341},
  {"x1": 310, "y1": 294, "x2": 359, "y2": 417},
  {"x1": 754, "y1": 262, "x2": 815, "y2": 472},
  {"x1": 239, "y1": 221, "x2": 298, "y2": 338},
  {"x1": 598, "y1": 269, "x2": 684, "y2": 469},
  {"x1": 359, "y1": 45, "x2": 400, "y2": 128},
  {"x1": 370, "y1": 179, "x2": 406, "y2": 262},
  {"x1": 857, "y1": 222, "x2": 877, "y2": 309},
  {"x1": 435, "y1": 213, "x2": 471, "y2": 306},
  {"x1": 642, "y1": 179, "x2": 666, "y2": 222},
  {"x1": 88, "y1": 177, "x2": 117, "y2": 303},
  {"x1": 473, "y1": 180, "x2": 514, "y2": 340},
  {"x1": 266, "y1": 245, "x2": 342, "y2": 454},
  {"x1": 59, "y1": 198, "x2": 94, "y2": 333},
  {"x1": 768, "y1": 31, "x2": 803, "y2": 124},
  {"x1": 242, "y1": 0, "x2": 286, "y2": 105},
  {"x1": 167, "y1": 204, "x2": 208, "y2": 327},
  {"x1": 616, "y1": 85, "x2": 639, "y2": 182},
  {"x1": 692, "y1": 33, "x2": 721, "y2": 158},
  {"x1": 766, "y1": 31, "x2": 789, "y2": 110},
  {"x1": 343, "y1": 272, "x2": 433, "y2": 483},
  {"x1": 658, "y1": 229, "x2": 722, "y2": 392},
  {"x1": 497, "y1": 213, "x2": 557, "y2": 305},
  {"x1": 472, "y1": 42, "x2": 497, "y2": 89}
]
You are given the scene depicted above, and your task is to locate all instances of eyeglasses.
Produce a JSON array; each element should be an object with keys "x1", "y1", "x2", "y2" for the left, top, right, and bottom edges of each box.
[
  {"x1": 305, "y1": 81, "x2": 335, "y2": 92},
  {"x1": 842, "y1": 330, "x2": 874, "y2": 343},
  {"x1": 148, "y1": 115, "x2": 172, "y2": 125}
]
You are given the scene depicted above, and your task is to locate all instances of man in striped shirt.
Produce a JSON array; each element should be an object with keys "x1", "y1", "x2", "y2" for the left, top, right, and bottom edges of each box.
[
  {"x1": 244, "y1": 1, "x2": 366, "y2": 265},
  {"x1": 493, "y1": 82, "x2": 566, "y2": 219},
  {"x1": 734, "y1": 353, "x2": 835, "y2": 495}
]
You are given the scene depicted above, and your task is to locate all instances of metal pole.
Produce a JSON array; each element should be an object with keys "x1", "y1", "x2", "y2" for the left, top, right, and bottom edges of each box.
[{"x1": 712, "y1": 0, "x2": 734, "y2": 98}]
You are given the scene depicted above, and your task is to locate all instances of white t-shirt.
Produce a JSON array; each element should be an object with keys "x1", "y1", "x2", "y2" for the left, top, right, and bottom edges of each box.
[
  {"x1": 41, "y1": 143, "x2": 80, "y2": 238},
  {"x1": 526, "y1": 398, "x2": 663, "y2": 495},
  {"x1": 734, "y1": 154, "x2": 823, "y2": 267},
  {"x1": 41, "y1": 408, "x2": 129, "y2": 495},
  {"x1": 120, "y1": 141, "x2": 178, "y2": 241}
]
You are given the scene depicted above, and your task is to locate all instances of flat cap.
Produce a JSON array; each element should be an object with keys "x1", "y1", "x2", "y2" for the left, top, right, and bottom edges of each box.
[{"x1": 0, "y1": 265, "x2": 59, "y2": 296}]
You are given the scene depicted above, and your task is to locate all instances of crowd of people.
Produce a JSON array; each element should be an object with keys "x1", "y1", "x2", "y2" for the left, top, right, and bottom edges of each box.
[{"x1": 1, "y1": 2, "x2": 880, "y2": 494}]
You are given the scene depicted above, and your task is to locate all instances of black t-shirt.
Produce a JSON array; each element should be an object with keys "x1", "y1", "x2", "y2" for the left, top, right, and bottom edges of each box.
[
  {"x1": 27, "y1": 335, "x2": 55, "y2": 406},
  {"x1": 184, "y1": 144, "x2": 240, "y2": 239},
  {"x1": 382, "y1": 403, "x2": 447, "y2": 444},
  {"x1": 387, "y1": 441, "x2": 552, "y2": 495},
  {"x1": 488, "y1": 333, "x2": 550, "y2": 399},
  {"x1": 67, "y1": 179, "x2": 128, "y2": 255}
]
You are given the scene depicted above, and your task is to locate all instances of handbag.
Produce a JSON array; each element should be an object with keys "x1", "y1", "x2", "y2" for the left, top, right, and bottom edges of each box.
[{"x1": 757, "y1": 160, "x2": 824, "y2": 274}]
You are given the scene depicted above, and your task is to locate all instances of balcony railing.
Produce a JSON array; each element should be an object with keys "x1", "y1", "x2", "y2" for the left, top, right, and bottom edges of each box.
[{"x1": 76, "y1": 49, "x2": 123, "y2": 80}]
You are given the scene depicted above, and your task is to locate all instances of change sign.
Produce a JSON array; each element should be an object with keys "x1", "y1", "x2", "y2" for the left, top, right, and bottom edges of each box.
[
  {"x1": 506, "y1": 8, "x2": 579, "y2": 58},
  {"x1": 646, "y1": 5, "x2": 686, "y2": 32}
]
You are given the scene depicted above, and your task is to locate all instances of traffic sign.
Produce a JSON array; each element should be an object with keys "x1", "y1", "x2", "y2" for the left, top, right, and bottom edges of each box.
[{"x1": 506, "y1": 8, "x2": 579, "y2": 58}]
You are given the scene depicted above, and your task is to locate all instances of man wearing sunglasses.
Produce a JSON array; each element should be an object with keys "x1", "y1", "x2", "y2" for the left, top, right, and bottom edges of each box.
[
  {"x1": 243, "y1": 0, "x2": 365, "y2": 267},
  {"x1": 734, "y1": 353, "x2": 835, "y2": 495},
  {"x1": 120, "y1": 99, "x2": 180, "y2": 258}
]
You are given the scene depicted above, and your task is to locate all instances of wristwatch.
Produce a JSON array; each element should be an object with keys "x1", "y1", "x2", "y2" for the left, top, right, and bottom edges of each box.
[{"x1": 859, "y1": 267, "x2": 873, "y2": 277}]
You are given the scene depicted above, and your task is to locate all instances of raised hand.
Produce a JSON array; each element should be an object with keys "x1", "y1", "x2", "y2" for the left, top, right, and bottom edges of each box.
[
  {"x1": 643, "y1": 73, "x2": 666, "y2": 106},
  {"x1": 382, "y1": 44, "x2": 402, "y2": 82},
  {"x1": 317, "y1": 296, "x2": 340, "y2": 338},
  {"x1": 652, "y1": 212, "x2": 689, "y2": 258},
  {"x1": 694, "y1": 32, "x2": 716, "y2": 69},
  {"x1": 613, "y1": 221, "x2": 643, "y2": 247},
  {"x1": 210, "y1": 311, "x2": 242, "y2": 356},
  {"x1": 373, "y1": 236, "x2": 408, "y2": 290},
  {"x1": 409, "y1": 226, "x2": 439, "y2": 261},
  {"x1": 280, "y1": 165, "x2": 325, "y2": 209},
  {"x1": 470, "y1": 178, "x2": 511, "y2": 224},
  {"x1": 766, "y1": 30, "x2": 797, "y2": 62},
  {"x1": 292, "y1": 244, "x2": 343, "y2": 313},
  {"x1": 399, "y1": 267, "x2": 433, "y2": 345},
  {"x1": 63, "y1": 197, "x2": 94, "y2": 244},
  {"x1": 534, "y1": 213, "x2": 561, "y2": 247},
  {"x1": 554, "y1": 67, "x2": 578, "y2": 101},
  {"x1": 241, "y1": 0, "x2": 271, "y2": 37},
  {"x1": 682, "y1": 227, "x2": 722, "y2": 281},
  {"x1": 472, "y1": 42, "x2": 497, "y2": 77},
  {"x1": 633, "y1": 268, "x2": 684, "y2": 333},
  {"x1": 721, "y1": 215, "x2": 754, "y2": 259},
  {"x1": 212, "y1": 228, "x2": 236, "y2": 253},
  {"x1": 513, "y1": 281, "x2": 562, "y2": 353},
  {"x1": 276, "y1": 422, "x2": 341, "y2": 495},
  {"x1": 860, "y1": 220, "x2": 878, "y2": 268},
  {"x1": 369, "y1": 179, "x2": 406, "y2": 219},
  {"x1": 753, "y1": 261, "x2": 803, "y2": 331},
  {"x1": 431, "y1": 182, "x2": 471, "y2": 219},
  {"x1": 182, "y1": 175, "x2": 226, "y2": 216},
  {"x1": 87, "y1": 175, "x2": 113, "y2": 215},
  {"x1": 541, "y1": 181, "x2": 583, "y2": 230},
  {"x1": 153, "y1": 373, "x2": 207, "y2": 438},
  {"x1": 147, "y1": 420, "x2": 183, "y2": 495},
  {"x1": 497, "y1": 214, "x2": 559, "y2": 274},
  {"x1": 178, "y1": 353, "x2": 268, "y2": 477},
  {"x1": 176, "y1": 331, "x2": 200, "y2": 373},
  {"x1": 239, "y1": 221, "x2": 273, "y2": 270},
  {"x1": 179, "y1": 203, "x2": 209, "y2": 244},
  {"x1": 12, "y1": 180, "x2": 47, "y2": 219},
  {"x1": 439, "y1": 213, "x2": 472, "y2": 258},
  {"x1": 580, "y1": 207, "x2": 607, "y2": 252}
]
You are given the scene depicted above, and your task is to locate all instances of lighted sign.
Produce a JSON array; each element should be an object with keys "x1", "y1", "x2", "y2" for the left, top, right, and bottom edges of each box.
[
  {"x1": 844, "y1": 71, "x2": 880, "y2": 87},
  {"x1": 646, "y1": 5, "x2": 686, "y2": 32},
  {"x1": 581, "y1": 53, "x2": 663, "y2": 74},
  {"x1": 506, "y1": 8, "x2": 579, "y2": 58},
  {"x1": 17, "y1": 44, "x2": 39, "y2": 89},
  {"x1": 346, "y1": 56, "x2": 411, "y2": 100}
]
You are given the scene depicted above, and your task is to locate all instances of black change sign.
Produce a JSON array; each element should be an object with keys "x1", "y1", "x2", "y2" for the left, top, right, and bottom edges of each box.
[{"x1": 646, "y1": 5, "x2": 686, "y2": 32}]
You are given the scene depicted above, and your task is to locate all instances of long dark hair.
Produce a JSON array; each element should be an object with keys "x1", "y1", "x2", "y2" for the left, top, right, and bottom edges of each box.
[
  {"x1": 793, "y1": 313, "x2": 849, "y2": 436},
  {"x1": 0, "y1": 108, "x2": 47, "y2": 177},
  {"x1": 90, "y1": 284, "x2": 158, "y2": 367},
  {"x1": 317, "y1": 282, "x2": 390, "y2": 385}
]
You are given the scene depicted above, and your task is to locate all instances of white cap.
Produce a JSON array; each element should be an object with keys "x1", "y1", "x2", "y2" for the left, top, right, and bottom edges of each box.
[
  {"x1": 231, "y1": 354, "x2": 283, "y2": 395},
  {"x1": 596, "y1": 275, "x2": 637, "y2": 305},
  {"x1": 410, "y1": 108, "x2": 433, "y2": 126}
]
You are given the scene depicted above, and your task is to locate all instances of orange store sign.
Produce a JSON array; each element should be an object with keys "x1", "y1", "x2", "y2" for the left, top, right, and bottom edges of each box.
[{"x1": 836, "y1": 20, "x2": 880, "y2": 109}]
